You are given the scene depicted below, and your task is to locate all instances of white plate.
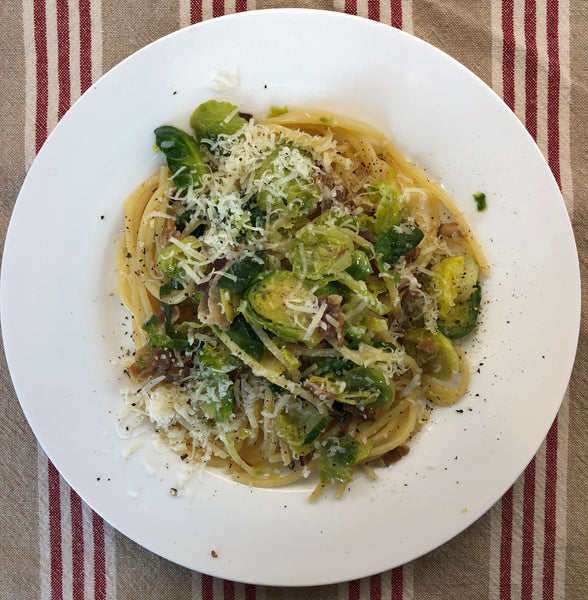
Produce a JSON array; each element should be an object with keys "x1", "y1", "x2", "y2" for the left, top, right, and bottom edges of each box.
[{"x1": 1, "y1": 9, "x2": 580, "y2": 586}]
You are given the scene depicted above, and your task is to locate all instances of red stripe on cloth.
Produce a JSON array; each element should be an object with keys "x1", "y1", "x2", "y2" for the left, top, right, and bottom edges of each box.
[
  {"x1": 79, "y1": 0, "x2": 93, "y2": 94},
  {"x1": 542, "y1": 5, "x2": 561, "y2": 591},
  {"x1": 191, "y1": 0, "x2": 203, "y2": 24},
  {"x1": 93, "y1": 512, "x2": 106, "y2": 600},
  {"x1": 244, "y1": 583, "x2": 256, "y2": 600},
  {"x1": 390, "y1": 0, "x2": 403, "y2": 29},
  {"x1": 524, "y1": 0, "x2": 538, "y2": 140},
  {"x1": 501, "y1": 0, "x2": 515, "y2": 111},
  {"x1": 223, "y1": 579, "x2": 235, "y2": 600},
  {"x1": 368, "y1": 0, "x2": 380, "y2": 21},
  {"x1": 33, "y1": 0, "x2": 48, "y2": 154},
  {"x1": 213, "y1": 0, "x2": 224, "y2": 18},
  {"x1": 543, "y1": 418, "x2": 559, "y2": 600},
  {"x1": 56, "y1": 0, "x2": 71, "y2": 120},
  {"x1": 521, "y1": 458, "x2": 537, "y2": 599},
  {"x1": 48, "y1": 461, "x2": 63, "y2": 600},
  {"x1": 546, "y1": 0, "x2": 561, "y2": 188},
  {"x1": 500, "y1": 487, "x2": 514, "y2": 600},
  {"x1": 390, "y1": 566, "x2": 403, "y2": 600},
  {"x1": 201, "y1": 574, "x2": 214, "y2": 600},
  {"x1": 345, "y1": 0, "x2": 358, "y2": 15},
  {"x1": 235, "y1": 0, "x2": 247, "y2": 13},
  {"x1": 349, "y1": 579, "x2": 361, "y2": 600},
  {"x1": 370, "y1": 573, "x2": 381, "y2": 599},
  {"x1": 70, "y1": 490, "x2": 85, "y2": 600}
]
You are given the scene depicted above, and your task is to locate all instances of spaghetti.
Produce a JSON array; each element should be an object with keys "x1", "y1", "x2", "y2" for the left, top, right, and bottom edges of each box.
[{"x1": 117, "y1": 101, "x2": 486, "y2": 499}]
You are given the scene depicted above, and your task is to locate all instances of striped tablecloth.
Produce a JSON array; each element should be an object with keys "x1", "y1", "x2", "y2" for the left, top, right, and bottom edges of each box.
[{"x1": 0, "y1": 1, "x2": 586, "y2": 599}]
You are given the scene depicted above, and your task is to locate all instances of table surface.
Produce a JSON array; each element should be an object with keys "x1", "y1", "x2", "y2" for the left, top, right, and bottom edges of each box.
[{"x1": 0, "y1": 1, "x2": 586, "y2": 599}]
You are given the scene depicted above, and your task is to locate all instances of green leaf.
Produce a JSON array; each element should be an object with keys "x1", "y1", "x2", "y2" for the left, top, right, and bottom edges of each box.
[
  {"x1": 375, "y1": 223, "x2": 424, "y2": 264},
  {"x1": 218, "y1": 251, "x2": 266, "y2": 293},
  {"x1": 154, "y1": 125, "x2": 208, "y2": 191},
  {"x1": 143, "y1": 309, "x2": 190, "y2": 352},
  {"x1": 473, "y1": 192, "x2": 487, "y2": 211},
  {"x1": 225, "y1": 315, "x2": 264, "y2": 361}
]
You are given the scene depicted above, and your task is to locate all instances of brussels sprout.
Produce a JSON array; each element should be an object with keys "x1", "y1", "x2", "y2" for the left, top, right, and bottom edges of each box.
[
  {"x1": 197, "y1": 371, "x2": 235, "y2": 423},
  {"x1": 244, "y1": 271, "x2": 319, "y2": 343},
  {"x1": 157, "y1": 235, "x2": 200, "y2": 285},
  {"x1": 254, "y1": 145, "x2": 319, "y2": 216},
  {"x1": 312, "y1": 209, "x2": 360, "y2": 231},
  {"x1": 438, "y1": 284, "x2": 482, "y2": 339},
  {"x1": 345, "y1": 250, "x2": 373, "y2": 281},
  {"x1": 369, "y1": 182, "x2": 400, "y2": 233},
  {"x1": 190, "y1": 100, "x2": 248, "y2": 141},
  {"x1": 198, "y1": 341, "x2": 241, "y2": 371},
  {"x1": 336, "y1": 272, "x2": 390, "y2": 315},
  {"x1": 312, "y1": 356, "x2": 355, "y2": 377},
  {"x1": 431, "y1": 255, "x2": 480, "y2": 319},
  {"x1": 154, "y1": 125, "x2": 208, "y2": 191},
  {"x1": 288, "y1": 225, "x2": 354, "y2": 280},
  {"x1": 340, "y1": 366, "x2": 395, "y2": 410},
  {"x1": 316, "y1": 435, "x2": 372, "y2": 484},
  {"x1": 279, "y1": 398, "x2": 332, "y2": 456},
  {"x1": 375, "y1": 222, "x2": 424, "y2": 265},
  {"x1": 403, "y1": 328, "x2": 459, "y2": 380}
]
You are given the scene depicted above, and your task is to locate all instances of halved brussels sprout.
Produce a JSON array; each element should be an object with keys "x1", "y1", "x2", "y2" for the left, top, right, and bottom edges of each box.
[
  {"x1": 316, "y1": 435, "x2": 372, "y2": 484},
  {"x1": 288, "y1": 225, "x2": 354, "y2": 280},
  {"x1": 279, "y1": 398, "x2": 332, "y2": 456},
  {"x1": 370, "y1": 182, "x2": 400, "y2": 233},
  {"x1": 190, "y1": 100, "x2": 248, "y2": 141},
  {"x1": 253, "y1": 145, "x2": 319, "y2": 216},
  {"x1": 195, "y1": 371, "x2": 234, "y2": 423},
  {"x1": 438, "y1": 284, "x2": 482, "y2": 339},
  {"x1": 340, "y1": 366, "x2": 395, "y2": 410},
  {"x1": 244, "y1": 271, "x2": 319, "y2": 343},
  {"x1": 431, "y1": 255, "x2": 480, "y2": 319},
  {"x1": 157, "y1": 235, "x2": 200, "y2": 285},
  {"x1": 403, "y1": 328, "x2": 459, "y2": 380},
  {"x1": 198, "y1": 341, "x2": 241, "y2": 371}
]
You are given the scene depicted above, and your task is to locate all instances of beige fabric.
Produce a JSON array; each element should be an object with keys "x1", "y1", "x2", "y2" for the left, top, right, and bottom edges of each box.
[{"x1": 0, "y1": 1, "x2": 585, "y2": 598}]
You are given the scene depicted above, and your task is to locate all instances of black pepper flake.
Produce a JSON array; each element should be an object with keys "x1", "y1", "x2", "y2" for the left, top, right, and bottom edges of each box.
[
  {"x1": 100, "y1": 215, "x2": 105, "y2": 220},
  {"x1": 456, "y1": 409, "x2": 464, "y2": 413}
]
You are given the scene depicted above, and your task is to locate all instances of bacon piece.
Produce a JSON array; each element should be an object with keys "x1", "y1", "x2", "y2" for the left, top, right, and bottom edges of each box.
[
  {"x1": 197, "y1": 276, "x2": 230, "y2": 331},
  {"x1": 159, "y1": 218, "x2": 184, "y2": 248},
  {"x1": 438, "y1": 222, "x2": 464, "y2": 239},
  {"x1": 129, "y1": 346, "x2": 192, "y2": 382},
  {"x1": 345, "y1": 404, "x2": 377, "y2": 421}
]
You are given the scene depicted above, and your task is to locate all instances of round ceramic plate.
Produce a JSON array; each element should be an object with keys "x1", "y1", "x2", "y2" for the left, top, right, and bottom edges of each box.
[{"x1": 1, "y1": 9, "x2": 580, "y2": 586}]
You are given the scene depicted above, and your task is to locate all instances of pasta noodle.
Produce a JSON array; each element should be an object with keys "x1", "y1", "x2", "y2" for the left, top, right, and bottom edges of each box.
[{"x1": 117, "y1": 101, "x2": 486, "y2": 499}]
